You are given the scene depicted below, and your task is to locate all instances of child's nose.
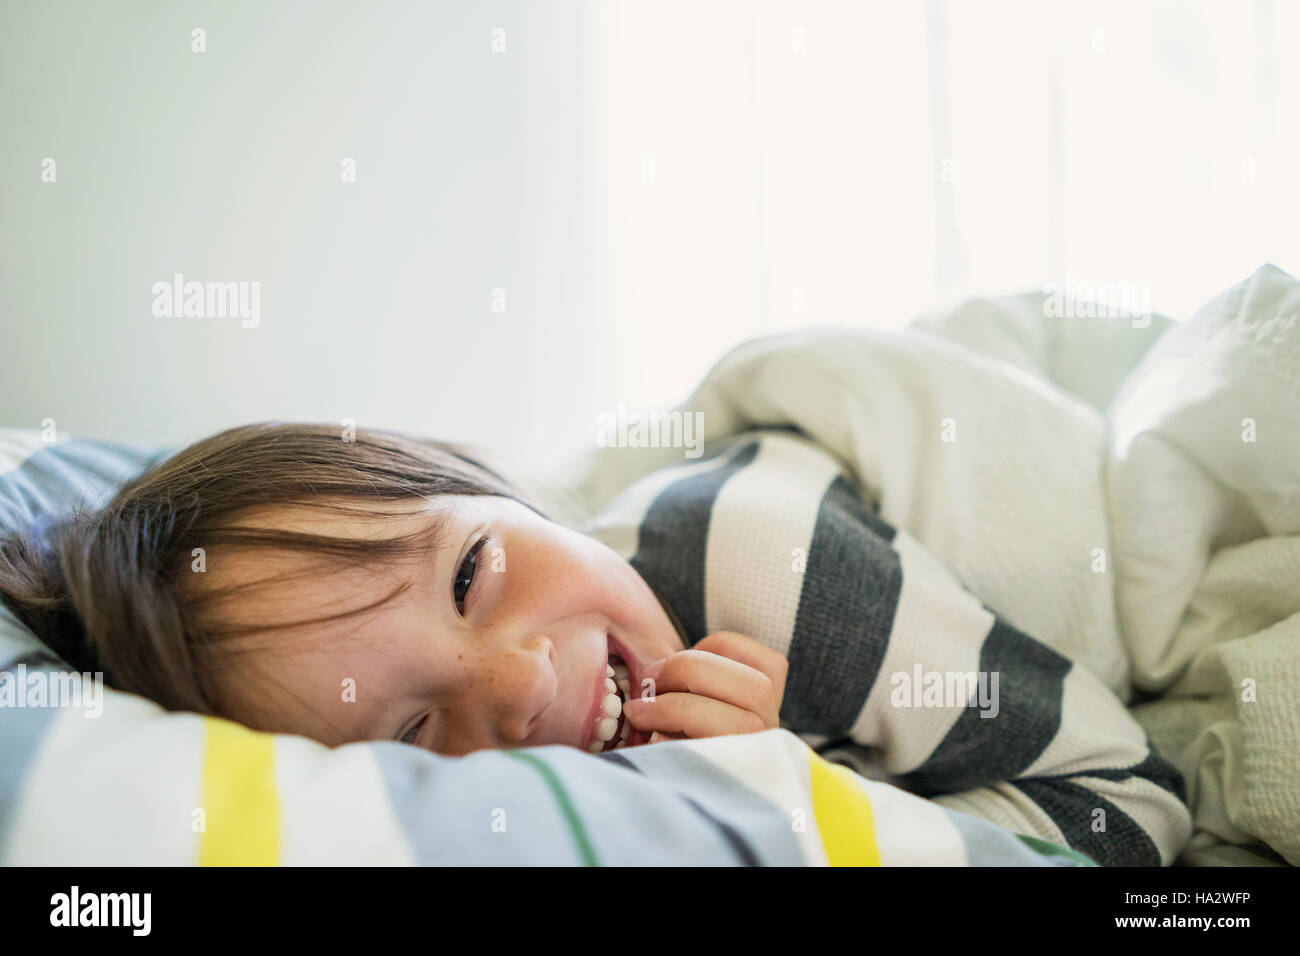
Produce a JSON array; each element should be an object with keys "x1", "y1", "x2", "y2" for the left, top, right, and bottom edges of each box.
[{"x1": 481, "y1": 633, "x2": 556, "y2": 745}]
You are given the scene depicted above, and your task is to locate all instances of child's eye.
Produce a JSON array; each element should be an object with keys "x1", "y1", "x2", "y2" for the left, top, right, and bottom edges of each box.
[
  {"x1": 400, "y1": 716, "x2": 427, "y2": 746},
  {"x1": 453, "y1": 537, "x2": 488, "y2": 615}
]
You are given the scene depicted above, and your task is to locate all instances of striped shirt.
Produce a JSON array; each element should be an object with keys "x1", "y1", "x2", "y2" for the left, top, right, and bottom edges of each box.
[{"x1": 584, "y1": 427, "x2": 1192, "y2": 866}]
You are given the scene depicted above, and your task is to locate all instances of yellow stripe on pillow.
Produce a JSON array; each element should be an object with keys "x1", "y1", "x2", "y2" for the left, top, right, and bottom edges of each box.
[
  {"x1": 199, "y1": 717, "x2": 279, "y2": 866},
  {"x1": 808, "y1": 751, "x2": 881, "y2": 866}
]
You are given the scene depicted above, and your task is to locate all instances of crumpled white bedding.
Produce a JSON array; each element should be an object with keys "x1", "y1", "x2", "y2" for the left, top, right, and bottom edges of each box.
[
  {"x1": 1105, "y1": 266, "x2": 1300, "y2": 866},
  {"x1": 560, "y1": 264, "x2": 1300, "y2": 866}
]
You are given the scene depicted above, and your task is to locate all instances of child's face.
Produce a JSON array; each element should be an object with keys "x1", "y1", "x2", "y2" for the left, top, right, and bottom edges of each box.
[{"x1": 204, "y1": 494, "x2": 686, "y2": 756}]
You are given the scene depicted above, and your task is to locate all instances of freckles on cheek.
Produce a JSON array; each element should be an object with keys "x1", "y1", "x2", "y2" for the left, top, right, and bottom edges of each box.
[{"x1": 459, "y1": 648, "x2": 496, "y2": 693}]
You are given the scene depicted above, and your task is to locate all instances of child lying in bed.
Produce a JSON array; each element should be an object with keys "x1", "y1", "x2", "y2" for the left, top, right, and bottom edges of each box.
[{"x1": 0, "y1": 422, "x2": 1192, "y2": 865}]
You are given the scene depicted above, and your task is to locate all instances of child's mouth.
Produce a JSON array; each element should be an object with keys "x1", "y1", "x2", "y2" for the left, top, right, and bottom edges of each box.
[{"x1": 587, "y1": 651, "x2": 635, "y2": 753}]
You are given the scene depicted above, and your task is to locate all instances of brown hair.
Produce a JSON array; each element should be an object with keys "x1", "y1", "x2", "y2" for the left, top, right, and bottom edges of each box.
[{"x1": 0, "y1": 422, "x2": 541, "y2": 719}]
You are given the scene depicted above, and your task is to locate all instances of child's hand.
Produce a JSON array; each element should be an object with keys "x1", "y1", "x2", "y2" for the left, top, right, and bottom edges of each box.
[{"x1": 622, "y1": 631, "x2": 787, "y2": 743}]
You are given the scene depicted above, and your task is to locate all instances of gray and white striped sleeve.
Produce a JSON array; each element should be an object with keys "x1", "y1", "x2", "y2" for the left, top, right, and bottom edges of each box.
[{"x1": 609, "y1": 429, "x2": 1192, "y2": 866}]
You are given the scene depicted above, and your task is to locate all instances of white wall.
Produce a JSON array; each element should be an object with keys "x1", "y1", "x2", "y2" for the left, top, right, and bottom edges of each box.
[{"x1": 1, "y1": 1, "x2": 606, "y2": 469}]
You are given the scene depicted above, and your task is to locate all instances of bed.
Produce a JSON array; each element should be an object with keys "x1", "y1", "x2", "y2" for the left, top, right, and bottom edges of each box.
[{"x1": 3, "y1": 265, "x2": 1297, "y2": 866}]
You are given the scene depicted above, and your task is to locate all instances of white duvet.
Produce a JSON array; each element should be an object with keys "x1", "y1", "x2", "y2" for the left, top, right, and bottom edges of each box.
[{"x1": 561, "y1": 264, "x2": 1300, "y2": 866}]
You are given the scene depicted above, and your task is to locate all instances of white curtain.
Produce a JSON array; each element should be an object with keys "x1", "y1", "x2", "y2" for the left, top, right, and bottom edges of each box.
[{"x1": 588, "y1": 0, "x2": 1300, "y2": 416}]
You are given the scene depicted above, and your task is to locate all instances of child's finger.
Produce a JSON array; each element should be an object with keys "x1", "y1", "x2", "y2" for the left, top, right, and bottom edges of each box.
[
  {"x1": 692, "y1": 631, "x2": 788, "y2": 704},
  {"x1": 640, "y1": 650, "x2": 777, "y2": 722},
  {"x1": 624, "y1": 691, "x2": 768, "y2": 738}
]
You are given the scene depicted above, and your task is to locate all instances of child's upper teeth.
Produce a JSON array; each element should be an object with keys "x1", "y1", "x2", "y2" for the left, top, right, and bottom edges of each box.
[
  {"x1": 591, "y1": 664, "x2": 629, "y2": 752},
  {"x1": 601, "y1": 691, "x2": 622, "y2": 719},
  {"x1": 595, "y1": 716, "x2": 619, "y2": 741}
]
